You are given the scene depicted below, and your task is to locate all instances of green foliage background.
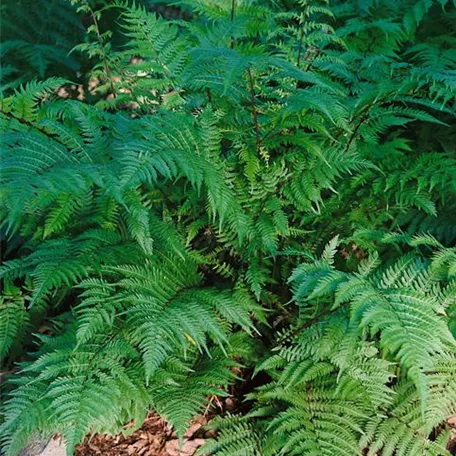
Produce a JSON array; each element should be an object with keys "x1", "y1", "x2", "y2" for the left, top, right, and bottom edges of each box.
[{"x1": 1, "y1": 0, "x2": 456, "y2": 455}]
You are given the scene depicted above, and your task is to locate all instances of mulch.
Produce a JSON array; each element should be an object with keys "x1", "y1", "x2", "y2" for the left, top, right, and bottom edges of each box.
[
  {"x1": 75, "y1": 413, "x2": 212, "y2": 456},
  {"x1": 74, "y1": 411, "x2": 456, "y2": 456},
  {"x1": 74, "y1": 383, "x2": 242, "y2": 456}
]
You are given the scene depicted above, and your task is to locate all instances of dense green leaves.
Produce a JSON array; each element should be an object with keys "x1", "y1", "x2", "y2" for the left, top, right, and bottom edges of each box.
[{"x1": 1, "y1": 0, "x2": 455, "y2": 455}]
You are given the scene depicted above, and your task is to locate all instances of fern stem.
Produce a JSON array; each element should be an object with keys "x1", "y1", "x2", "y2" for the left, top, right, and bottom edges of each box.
[
  {"x1": 296, "y1": 27, "x2": 305, "y2": 67},
  {"x1": 296, "y1": 3, "x2": 309, "y2": 67},
  {"x1": 247, "y1": 68, "x2": 262, "y2": 155},
  {"x1": 87, "y1": 5, "x2": 117, "y2": 98},
  {"x1": 229, "y1": 0, "x2": 236, "y2": 48},
  {"x1": 345, "y1": 108, "x2": 371, "y2": 151},
  {"x1": 288, "y1": 306, "x2": 342, "y2": 339}
]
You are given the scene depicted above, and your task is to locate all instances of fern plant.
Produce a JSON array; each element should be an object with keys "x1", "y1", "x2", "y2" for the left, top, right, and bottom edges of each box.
[
  {"x1": 1, "y1": 0, "x2": 456, "y2": 455},
  {"x1": 0, "y1": 0, "x2": 84, "y2": 92},
  {"x1": 202, "y1": 235, "x2": 456, "y2": 456}
]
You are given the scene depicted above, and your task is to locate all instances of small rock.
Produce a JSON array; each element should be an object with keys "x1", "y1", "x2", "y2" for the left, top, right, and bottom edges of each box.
[
  {"x1": 36, "y1": 438, "x2": 65, "y2": 456},
  {"x1": 224, "y1": 398, "x2": 235, "y2": 410}
]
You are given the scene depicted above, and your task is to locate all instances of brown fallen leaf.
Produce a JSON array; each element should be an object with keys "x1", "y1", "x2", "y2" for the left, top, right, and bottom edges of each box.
[
  {"x1": 167, "y1": 438, "x2": 206, "y2": 456},
  {"x1": 88, "y1": 442, "x2": 101, "y2": 453},
  {"x1": 184, "y1": 422, "x2": 203, "y2": 438}
]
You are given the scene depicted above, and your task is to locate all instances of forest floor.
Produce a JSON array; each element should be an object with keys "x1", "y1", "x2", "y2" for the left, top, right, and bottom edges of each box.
[
  {"x1": 25, "y1": 410, "x2": 456, "y2": 456},
  {"x1": 32, "y1": 412, "x2": 456, "y2": 456},
  {"x1": 75, "y1": 413, "x2": 210, "y2": 456},
  {"x1": 30, "y1": 413, "x2": 210, "y2": 456}
]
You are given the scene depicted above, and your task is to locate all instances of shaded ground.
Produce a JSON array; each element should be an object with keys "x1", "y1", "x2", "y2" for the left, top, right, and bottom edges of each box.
[
  {"x1": 24, "y1": 372, "x2": 245, "y2": 456},
  {"x1": 24, "y1": 412, "x2": 456, "y2": 455},
  {"x1": 75, "y1": 413, "x2": 210, "y2": 456}
]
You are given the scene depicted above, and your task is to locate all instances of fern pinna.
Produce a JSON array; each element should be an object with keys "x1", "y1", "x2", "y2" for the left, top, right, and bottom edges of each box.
[{"x1": 1, "y1": 0, "x2": 456, "y2": 455}]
